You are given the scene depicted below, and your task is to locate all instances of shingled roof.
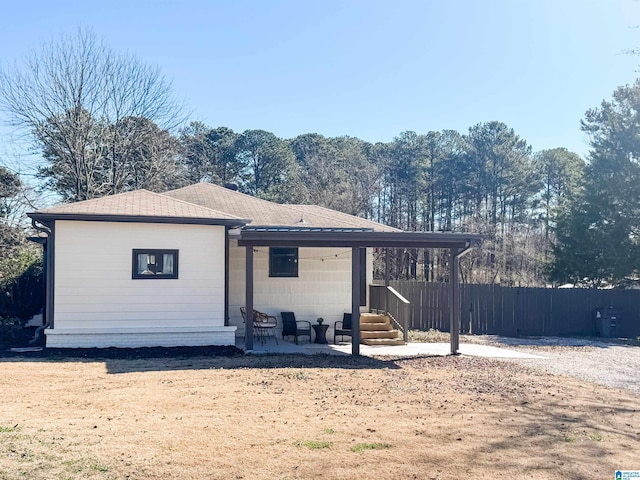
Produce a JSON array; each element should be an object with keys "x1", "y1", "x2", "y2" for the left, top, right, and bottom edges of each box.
[
  {"x1": 29, "y1": 189, "x2": 247, "y2": 226},
  {"x1": 165, "y1": 183, "x2": 398, "y2": 232},
  {"x1": 29, "y1": 183, "x2": 399, "y2": 231}
]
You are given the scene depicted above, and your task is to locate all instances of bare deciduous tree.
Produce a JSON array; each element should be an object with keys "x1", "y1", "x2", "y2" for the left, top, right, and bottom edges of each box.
[{"x1": 0, "y1": 29, "x2": 185, "y2": 201}]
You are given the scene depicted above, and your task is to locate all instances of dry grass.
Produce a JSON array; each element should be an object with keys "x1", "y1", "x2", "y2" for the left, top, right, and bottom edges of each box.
[{"x1": 0, "y1": 353, "x2": 638, "y2": 480}]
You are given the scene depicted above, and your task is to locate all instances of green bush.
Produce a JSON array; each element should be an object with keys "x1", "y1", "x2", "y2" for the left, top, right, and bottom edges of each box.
[
  {"x1": 0, "y1": 317, "x2": 34, "y2": 347},
  {"x1": 0, "y1": 248, "x2": 44, "y2": 347}
]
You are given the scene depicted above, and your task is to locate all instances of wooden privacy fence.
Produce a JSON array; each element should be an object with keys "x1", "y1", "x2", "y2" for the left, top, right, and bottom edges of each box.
[{"x1": 388, "y1": 281, "x2": 640, "y2": 338}]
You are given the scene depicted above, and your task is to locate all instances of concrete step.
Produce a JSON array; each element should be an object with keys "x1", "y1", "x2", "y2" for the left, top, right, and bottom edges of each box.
[
  {"x1": 361, "y1": 338, "x2": 406, "y2": 346},
  {"x1": 360, "y1": 330, "x2": 399, "y2": 339}
]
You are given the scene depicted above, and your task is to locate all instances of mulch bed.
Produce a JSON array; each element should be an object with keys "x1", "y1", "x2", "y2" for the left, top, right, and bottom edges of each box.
[{"x1": 0, "y1": 345, "x2": 245, "y2": 359}]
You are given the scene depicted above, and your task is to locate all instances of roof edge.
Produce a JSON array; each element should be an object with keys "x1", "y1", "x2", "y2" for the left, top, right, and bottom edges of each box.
[
  {"x1": 236, "y1": 229, "x2": 483, "y2": 248},
  {"x1": 27, "y1": 212, "x2": 249, "y2": 227}
]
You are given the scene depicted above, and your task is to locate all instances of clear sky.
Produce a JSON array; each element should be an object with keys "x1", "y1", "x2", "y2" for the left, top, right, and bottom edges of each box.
[{"x1": 1, "y1": 0, "x2": 639, "y2": 161}]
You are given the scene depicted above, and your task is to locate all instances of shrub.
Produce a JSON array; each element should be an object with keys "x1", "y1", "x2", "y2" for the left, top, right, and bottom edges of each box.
[
  {"x1": 0, "y1": 248, "x2": 44, "y2": 347},
  {"x1": 0, "y1": 317, "x2": 34, "y2": 347}
]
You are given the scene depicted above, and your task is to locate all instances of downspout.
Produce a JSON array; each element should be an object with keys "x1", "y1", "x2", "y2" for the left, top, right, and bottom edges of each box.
[{"x1": 29, "y1": 219, "x2": 53, "y2": 345}]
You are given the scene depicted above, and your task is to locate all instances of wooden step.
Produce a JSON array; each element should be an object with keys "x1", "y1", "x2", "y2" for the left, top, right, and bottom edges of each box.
[
  {"x1": 360, "y1": 322, "x2": 393, "y2": 331},
  {"x1": 360, "y1": 330, "x2": 399, "y2": 339},
  {"x1": 359, "y1": 313, "x2": 390, "y2": 324},
  {"x1": 361, "y1": 338, "x2": 406, "y2": 346}
]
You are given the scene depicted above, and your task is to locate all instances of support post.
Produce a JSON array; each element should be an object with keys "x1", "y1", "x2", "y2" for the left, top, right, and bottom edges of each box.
[
  {"x1": 224, "y1": 227, "x2": 230, "y2": 327},
  {"x1": 403, "y1": 301, "x2": 409, "y2": 342},
  {"x1": 245, "y1": 246, "x2": 254, "y2": 351},
  {"x1": 384, "y1": 248, "x2": 390, "y2": 287},
  {"x1": 449, "y1": 248, "x2": 460, "y2": 354},
  {"x1": 383, "y1": 248, "x2": 390, "y2": 314},
  {"x1": 351, "y1": 246, "x2": 361, "y2": 356}
]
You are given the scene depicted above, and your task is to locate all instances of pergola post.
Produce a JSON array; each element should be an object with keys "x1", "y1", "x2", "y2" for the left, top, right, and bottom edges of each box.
[
  {"x1": 449, "y1": 247, "x2": 460, "y2": 355},
  {"x1": 245, "y1": 246, "x2": 254, "y2": 351},
  {"x1": 383, "y1": 248, "x2": 390, "y2": 313},
  {"x1": 224, "y1": 227, "x2": 230, "y2": 326},
  {"x1": 384, "y1": 248, "x2": 390, "y2": 286},
  {"x1": 351, "y1": 246, "x2": 361, "y2": 356}
]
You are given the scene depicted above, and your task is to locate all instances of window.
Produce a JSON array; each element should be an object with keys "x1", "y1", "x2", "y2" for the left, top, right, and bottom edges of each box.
[
  {"x1": 132, "y1": 249, "x2": 179, "y2": 279},
  {"x1": 269, "y1": 247, "x2": 298, "y2": 277}
]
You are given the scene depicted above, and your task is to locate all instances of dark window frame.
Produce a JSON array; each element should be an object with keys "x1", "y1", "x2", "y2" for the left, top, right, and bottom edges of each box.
[
  {"x1": 132, "y1": 249, "x2": 179, "y2": 279},
  {"x1": 269, "y1": 247, "x2": 299, "y2": 278}
]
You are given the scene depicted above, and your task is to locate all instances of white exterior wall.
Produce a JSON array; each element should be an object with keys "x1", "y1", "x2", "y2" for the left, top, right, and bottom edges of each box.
[
  {"x1": 228, "y1": 241, "x2": 373, "y2": 337},
  {"x1": 47, "y1": 221, "x2": 235, "y2": 348}
]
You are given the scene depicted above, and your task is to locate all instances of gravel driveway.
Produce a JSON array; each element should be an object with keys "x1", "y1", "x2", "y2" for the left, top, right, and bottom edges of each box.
[{"x1": 479, "y1": 336, "x2": 640, "y2": 395}]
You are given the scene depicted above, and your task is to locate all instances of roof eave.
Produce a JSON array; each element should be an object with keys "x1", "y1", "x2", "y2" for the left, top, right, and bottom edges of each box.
[
  {"x1": 27, "y1": 212, "x2": 248, "y2": 227},
  {"x1": 236, "y1": 229, "x2": 483, "y2": 249}
]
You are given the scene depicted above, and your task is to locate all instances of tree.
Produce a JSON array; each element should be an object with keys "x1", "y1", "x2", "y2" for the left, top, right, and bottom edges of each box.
[
  {"x1": 179, "y1": 123, "x2": 241, "y2": 185},
  {"x1": 463, "y1": 122, "x2": 539, "y2": 284},
  {"x1": 0, "y1": 29, "x2": 184, "y2": 201},
  {"x1": 290, "y1": 133, "x2": 339, "y2": 207},
  {"x1": 236, "y1": 129, "x2": 299, "y2": 202},
  {"x1": 0, "y1": 165, "x2": 20, "y2": 218},
  {"x1": 330, "y1": 136, "x2": 379, "y2": 217},
  {"x1": 0, "y1": 165, "x2": 24, "y2": 253},
  {"x1": 532, "y1": 148, "x2": 584, "y2": 252},
  {"x1": 551, "y1": 80, "x2": 640, "y2": 286}
]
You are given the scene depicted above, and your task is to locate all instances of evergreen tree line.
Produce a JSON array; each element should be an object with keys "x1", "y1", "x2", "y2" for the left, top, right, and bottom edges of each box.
[
  {"x1": 23, "y1": 113, "x2": 586, "y2": 286},
  {"x1": 4, "y1": 30, "x2": 640, "y2": 288}
]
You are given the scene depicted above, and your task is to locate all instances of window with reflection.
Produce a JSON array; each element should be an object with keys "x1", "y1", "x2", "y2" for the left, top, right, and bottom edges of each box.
[{"x1": 132, "y1": 249, "x2": 179, "y2": 279}]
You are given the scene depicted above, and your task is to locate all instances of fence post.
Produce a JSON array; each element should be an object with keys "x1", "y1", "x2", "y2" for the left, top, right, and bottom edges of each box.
[{"x1": 403, "y1": 301, "x2": 409, "y2": 342}]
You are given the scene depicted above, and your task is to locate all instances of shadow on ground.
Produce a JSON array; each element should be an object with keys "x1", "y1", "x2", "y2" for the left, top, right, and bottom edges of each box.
[{"x1": 0, "y1": 345, "x2": 403, "y2": 374}]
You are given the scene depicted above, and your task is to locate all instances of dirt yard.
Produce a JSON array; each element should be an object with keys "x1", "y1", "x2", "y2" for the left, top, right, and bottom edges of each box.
[{"x1": 0, "y1": 352, "x2": 638, "y2": 480}]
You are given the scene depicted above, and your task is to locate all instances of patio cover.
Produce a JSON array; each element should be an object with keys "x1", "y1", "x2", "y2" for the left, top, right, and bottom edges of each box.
[{"x1": 232, "y1": 227, "x2": 482, "y2": 355}]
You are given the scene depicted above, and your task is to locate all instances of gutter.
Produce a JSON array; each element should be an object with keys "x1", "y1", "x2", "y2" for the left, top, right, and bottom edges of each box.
[{"x1": 28, "y1": 219, "x2": 52, "y2": 345}]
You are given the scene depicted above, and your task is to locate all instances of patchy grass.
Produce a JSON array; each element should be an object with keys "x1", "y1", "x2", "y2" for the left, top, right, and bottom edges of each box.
[
  {"x1": 589, "y1": 433, "x2": 603, "y2": 442},
  {"x1": 294, "y1": 440, "x2": 332, "y2": 449},
  {"x1": 350, "y1": 442, "x2": 393, "y2": 453},
  {"x1": 63, "y1": 459, "x2": 110, "y2": 474},
  {"x1": 0, "y1": 425, "x2": 19, "y2": 433}
]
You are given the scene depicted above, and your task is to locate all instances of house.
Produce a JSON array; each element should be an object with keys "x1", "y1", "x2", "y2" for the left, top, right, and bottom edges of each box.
[{"x1": 28, "y1": 182, "x2": 481, "y2": 354}]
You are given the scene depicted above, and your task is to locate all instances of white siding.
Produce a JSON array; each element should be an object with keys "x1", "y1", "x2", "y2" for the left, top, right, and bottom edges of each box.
[
  {"x1": 228, "y1": 241, "x2": 373, "y2": 336},
  {"x1": 48, "y1": 221, "x2": 235, "y2": 348}
]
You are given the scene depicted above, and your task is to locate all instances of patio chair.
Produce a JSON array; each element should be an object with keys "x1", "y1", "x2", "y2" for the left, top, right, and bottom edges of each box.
[
  {"x1": 240, "y1": 307, "x2": 278, "y2": 345},
  {"x1": 280, "y1": 311, "x2": 311, "y2": 344},
  {"x1": 254, "y1": 310, "x2": 278, "y2": 345},
  {"x1": 334, "y1": 313, "x2": 352, "y2": 344}
]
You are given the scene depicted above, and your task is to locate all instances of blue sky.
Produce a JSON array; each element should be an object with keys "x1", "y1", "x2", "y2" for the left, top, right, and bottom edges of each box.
[{"x1": 1, "y1": 0, "x2": 639, "y2": 161}]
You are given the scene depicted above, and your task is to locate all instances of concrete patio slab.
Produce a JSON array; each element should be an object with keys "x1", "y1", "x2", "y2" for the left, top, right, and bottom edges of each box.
[{"x1": 236, "y1": 339, "x2": 544, "y2": 359}]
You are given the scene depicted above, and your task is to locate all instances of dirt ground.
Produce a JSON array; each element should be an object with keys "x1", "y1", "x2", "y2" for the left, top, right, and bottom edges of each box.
[{"x1": 0, "y1": 352, "x2": 638, "y2": 480}]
